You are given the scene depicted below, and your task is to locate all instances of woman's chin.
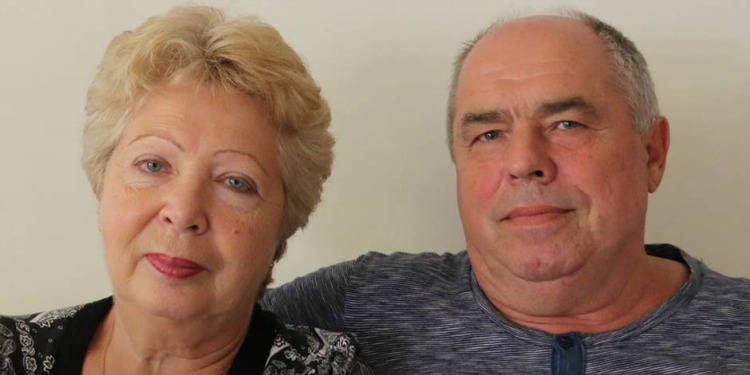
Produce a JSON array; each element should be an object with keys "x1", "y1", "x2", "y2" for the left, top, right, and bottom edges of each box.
[{"x1": 114, "y1": 282, "x2": 217, "y2": 322}]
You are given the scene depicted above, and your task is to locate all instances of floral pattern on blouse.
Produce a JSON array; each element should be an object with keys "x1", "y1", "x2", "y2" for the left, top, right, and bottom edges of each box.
[
  {"x1": 263, "y1": 323, "x2": 373, "y2": 375},
  {"x1": 0, "y1": 300, "x2": 372, "y2": 375}
]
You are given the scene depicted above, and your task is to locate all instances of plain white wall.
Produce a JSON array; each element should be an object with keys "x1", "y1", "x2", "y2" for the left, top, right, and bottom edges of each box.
[{"x1": 1, "y1": 0, "x2": 748, "y2": 315}]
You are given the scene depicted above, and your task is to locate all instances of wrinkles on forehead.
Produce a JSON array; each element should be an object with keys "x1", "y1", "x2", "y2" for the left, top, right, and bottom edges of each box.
[
  {"x1": 453, "y1": 16, "x2": 619, "y2": 131},
  {"x1": 461, "y1": 15, "x2": 611, "y2": 82},
  {"x1": 474, "y1": 59, "x2": 570, "y2": 82}
]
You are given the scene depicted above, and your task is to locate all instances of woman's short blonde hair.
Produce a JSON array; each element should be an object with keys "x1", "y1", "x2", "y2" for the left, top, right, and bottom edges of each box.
[{"x1": 82, "y1": 5, "x2": 333, "y2": 260}]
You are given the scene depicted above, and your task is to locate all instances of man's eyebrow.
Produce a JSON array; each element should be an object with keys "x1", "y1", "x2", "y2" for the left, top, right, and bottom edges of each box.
[
  {"x1": 459, "y1": 110, "x2": 510, "y2": 141},
  {"x1": 461, "y1": 110, "x2": 509, "y2": 126},
  {"x1": 535, "y1": 96, "x2": 597, "y2": 118}
]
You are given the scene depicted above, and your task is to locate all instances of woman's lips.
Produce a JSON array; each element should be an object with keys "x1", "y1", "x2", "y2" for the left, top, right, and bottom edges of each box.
[{"x1": 145, "y1": 253, "x2": 205, "y2": 280}]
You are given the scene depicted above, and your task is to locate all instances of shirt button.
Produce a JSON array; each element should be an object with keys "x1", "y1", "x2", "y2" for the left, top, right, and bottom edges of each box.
[{"x1": 556, "y1": 335, "x2": 575, "y2": 350}]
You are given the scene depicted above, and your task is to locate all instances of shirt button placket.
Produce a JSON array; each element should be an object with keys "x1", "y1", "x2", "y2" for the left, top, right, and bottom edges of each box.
[{"x1": 551, "y1": 333, "x2": 586, "y2": 375}]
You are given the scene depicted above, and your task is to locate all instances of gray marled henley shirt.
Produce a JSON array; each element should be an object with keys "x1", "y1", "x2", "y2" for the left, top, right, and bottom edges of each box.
[{"x1": 262, "y1": 244, "x2": 750, "y2": 374}]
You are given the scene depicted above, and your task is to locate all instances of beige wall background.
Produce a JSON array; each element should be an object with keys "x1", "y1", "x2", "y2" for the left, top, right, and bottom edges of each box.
[{"x1": 1, "y1": 0, "x2": 748, "y2": 314}]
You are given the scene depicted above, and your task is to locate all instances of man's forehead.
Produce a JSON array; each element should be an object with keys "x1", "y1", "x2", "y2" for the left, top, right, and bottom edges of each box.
[
  {"x1": 466, "y1": 16, "x2": 605, "y2": 71},
  {"x1": 455, "y1": 15, "x2": 614, "y2": 105},
  {"x1": 467, "y1": 59, "x2": 572, "y2": 84}
]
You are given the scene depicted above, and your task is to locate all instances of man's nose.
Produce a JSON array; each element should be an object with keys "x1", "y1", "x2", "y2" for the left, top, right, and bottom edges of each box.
[{"x1": 505, "y1": 126, "x2": 556, "y2": 184}]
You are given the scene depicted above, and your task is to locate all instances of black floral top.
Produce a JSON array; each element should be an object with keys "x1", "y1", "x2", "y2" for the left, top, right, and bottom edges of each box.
[{"x1": 0, "y1": 298, "x2": 372, "y2": 375}]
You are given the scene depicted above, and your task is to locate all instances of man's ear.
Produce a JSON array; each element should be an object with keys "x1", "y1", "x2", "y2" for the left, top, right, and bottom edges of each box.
[{"x1": 644, "y1": 116, "x2": 670, "y2": 193}]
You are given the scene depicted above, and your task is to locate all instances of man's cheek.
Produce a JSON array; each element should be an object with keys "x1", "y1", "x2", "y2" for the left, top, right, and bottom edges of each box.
[{"x1": 458, "y1": 168, "x2": 501, "y2": 216}]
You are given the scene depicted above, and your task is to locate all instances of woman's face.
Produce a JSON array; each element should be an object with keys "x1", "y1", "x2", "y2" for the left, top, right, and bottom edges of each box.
[{"x1": 98, "y1": 81, "x2": 284, "y2": 322}]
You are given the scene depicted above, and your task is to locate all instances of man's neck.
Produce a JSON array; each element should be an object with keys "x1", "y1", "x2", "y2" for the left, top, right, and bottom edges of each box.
[{"x1": 473, "y1": 251, "x2": 689, "y2": 334}]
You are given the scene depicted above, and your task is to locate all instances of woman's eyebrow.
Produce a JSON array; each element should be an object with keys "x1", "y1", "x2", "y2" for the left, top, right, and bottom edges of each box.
[
  {"x1": 128, "y1": 133, "x2": 183, "y2": 151},
  {"x1": 214, "y1": 149, "x2": 269, "y2": 176}
]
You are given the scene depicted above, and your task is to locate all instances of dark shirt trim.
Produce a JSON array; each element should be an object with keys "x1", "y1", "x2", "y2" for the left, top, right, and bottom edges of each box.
[
  {"x1": 49, "y1": 298, "x2": 275, "y2": 374},
  {"x1": 53, "y1": 298, "x2": 111, "y2": 375}
]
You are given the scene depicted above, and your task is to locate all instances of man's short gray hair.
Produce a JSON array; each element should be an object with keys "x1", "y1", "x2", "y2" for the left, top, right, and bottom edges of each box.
[{"x1": 446, "y1": 9, "x2": 660, "y2": 155}]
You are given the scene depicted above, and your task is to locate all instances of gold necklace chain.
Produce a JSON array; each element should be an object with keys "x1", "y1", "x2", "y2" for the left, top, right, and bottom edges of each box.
[
  {"x1": 100, "y1": 314, "x2": 115, "y2": 375},
  {"x1": 98, "y1": 313, "x2": 233, "y2": 375}
]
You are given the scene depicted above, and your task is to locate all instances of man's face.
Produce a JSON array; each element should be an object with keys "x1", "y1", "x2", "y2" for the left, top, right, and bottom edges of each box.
[{"x1": 452, "y1": 16, "x2": 668, "y2": 283}]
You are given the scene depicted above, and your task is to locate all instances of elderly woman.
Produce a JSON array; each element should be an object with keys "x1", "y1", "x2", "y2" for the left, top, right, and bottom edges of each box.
[{"x1": 0, "y1": 5, "x2": 371, "y2": 375}]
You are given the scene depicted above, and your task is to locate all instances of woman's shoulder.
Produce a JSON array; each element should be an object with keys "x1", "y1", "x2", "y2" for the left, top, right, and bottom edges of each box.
[
  {"x1": 266, "y1": 321, "x2": 374, "y2": 375},
  {"x1": 0, "y1": 298, "x2": 110, "y2": 375},
  {"x1": 1, "y1": 303, "x2": 87, "y2": 374},
  {"x1": 1, "y1": 303, "x2": 88, "y2": 327}
]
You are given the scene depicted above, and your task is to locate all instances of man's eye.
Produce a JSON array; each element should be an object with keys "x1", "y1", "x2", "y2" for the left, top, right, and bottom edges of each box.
[
  {"x1": 557, "y1": 120, "x2": 582, "y2": 130},
  {"x1": 225, "y1": 177, "x2": 257, "y2": 194},
  {"x1": 478, "y1": 130, "x2": 500, "y2": 142}
]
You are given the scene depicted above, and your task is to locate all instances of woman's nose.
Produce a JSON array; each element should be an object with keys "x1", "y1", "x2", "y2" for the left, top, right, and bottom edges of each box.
[{"x1": 159, "y1": 178, "x2": 209, "y2": 235}]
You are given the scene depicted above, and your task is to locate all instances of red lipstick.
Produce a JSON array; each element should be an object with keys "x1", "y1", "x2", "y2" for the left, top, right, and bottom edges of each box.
[{"x1": 145, "y1": 253, "x2": 205, "y2": 280}]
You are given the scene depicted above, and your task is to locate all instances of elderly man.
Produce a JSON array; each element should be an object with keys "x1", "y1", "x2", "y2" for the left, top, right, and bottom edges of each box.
[{"x1": 262, "y1": 10, "x2": 750, "y2": 374}]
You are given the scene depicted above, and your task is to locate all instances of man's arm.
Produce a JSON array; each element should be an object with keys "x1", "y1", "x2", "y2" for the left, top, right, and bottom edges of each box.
[{"x1": 261, "y1": 259, "x2": 357, "y2": 331}]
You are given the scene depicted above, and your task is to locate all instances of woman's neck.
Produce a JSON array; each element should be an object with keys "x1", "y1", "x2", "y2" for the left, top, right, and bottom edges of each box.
[{"x1": 84, "y1": 302, "x2": 252, "y2": 375}]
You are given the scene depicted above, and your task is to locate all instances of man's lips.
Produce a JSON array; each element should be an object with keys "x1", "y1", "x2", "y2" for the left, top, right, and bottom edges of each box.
[
  {"x1": 502, "y1": 205, "x2": 574, "y2": 223},
  {"x1": 145, "y1": 253, "x2": 205, "y2": 280}
]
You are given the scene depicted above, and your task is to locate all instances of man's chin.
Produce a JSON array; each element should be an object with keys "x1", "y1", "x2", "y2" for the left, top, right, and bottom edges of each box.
[{"x1": 505, "y1": 251, "x2": 586, "y2": 283}]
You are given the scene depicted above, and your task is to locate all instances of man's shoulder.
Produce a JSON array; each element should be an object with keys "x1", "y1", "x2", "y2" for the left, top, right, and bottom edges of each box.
[
  {"x1": 267, "y1": 321, "x2": 374, "y2": 374},
  {"x1": 672, "y1": 245, "x2": 750, "y2": 300},
  {"x1": 343, "y1": 250, "x2": 472, "y2": 289},
  {"x1": 352, "y1": 250, "x2": 470, "y2": 275},
  {"x1": 648, "y1": 243, "x2": 750, "y2": 302},
  {"x1": 261, "y1": 250, "x2": 473, "y2": 329},
  {"x1": 655, "y1": 257, "x2": 750, "y2": 366},
  {"x1": 668, "y1": 248, "x2": 750, "y2": 334},
  {"x1": 284, "y1": 250, "x2": 471, "y2": 290},
  {"x1": 696, "y1": 262, "x2": 750, "y2": 309}
]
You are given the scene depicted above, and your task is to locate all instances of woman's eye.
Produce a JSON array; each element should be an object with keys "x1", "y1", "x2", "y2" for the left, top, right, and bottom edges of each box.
[
  {"x1": 557, "y1": 120, "x2": 582, "y2": 130},
  {"x1": 478, "y1": 130, "x2": 500, "y2": 142},
  {"x1": 137, "y1": 159, "x2": 166, "y2": 173},
  {"x1": 145, "y1": 161, "x2": 163, "y2": 172},
  {"x1": 225, "y1": 177, "x2": 257, "y2": 194}
]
